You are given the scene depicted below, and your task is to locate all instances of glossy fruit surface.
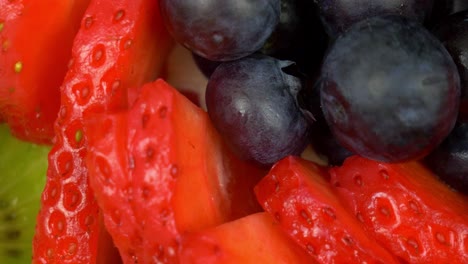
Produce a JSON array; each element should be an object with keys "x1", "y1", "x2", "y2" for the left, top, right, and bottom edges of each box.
[
  {"x1": 320, "y1": 15, "x2": 460, "y2": 162},
  {"x1": 206, "y1": 55, "x2": 310, "y2": 166},
  {"x1": 315, "y1": 0, "x2": 433, "y2": 37},
  {"x1": 32, "y1": 0, "x2": 173, "y2": 262},
  {"x1": 159, "y1": 0, "x2": 280, "y2": 61},
  {"x1": 0, "y1": 0, "x2": 90, "y2": 144},
  {"x1": 431, "y1": 10, "x2": 468, "y2": 119},
  {"x1": 255, "y1": 156, "x2": 399, "y2": 263},
  {"x1": 179, "y1": 212, "x2": 315, "y2": 264},
  {"x1": 330, "y1": 156, "x2": 468, "y2": 263},
  {"x1": 86, "y1": 79, "x2": 265, "y2": 263}
]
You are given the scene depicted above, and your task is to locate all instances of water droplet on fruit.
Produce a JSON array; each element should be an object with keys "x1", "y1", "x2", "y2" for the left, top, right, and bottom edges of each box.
[
  {"x1": 113, "y1": 9, "x2": 125, "y2": 22},
  {"x1": 83, "y1": 16, "x2": 93, "y2": 29}
]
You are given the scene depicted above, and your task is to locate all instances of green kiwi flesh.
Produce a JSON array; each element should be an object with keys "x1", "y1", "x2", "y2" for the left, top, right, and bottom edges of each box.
[{"x1": 0, "y1": 124, "x2": 49, "y2": 263}]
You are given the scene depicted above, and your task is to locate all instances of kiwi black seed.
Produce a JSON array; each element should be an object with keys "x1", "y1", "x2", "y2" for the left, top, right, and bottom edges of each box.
[{"x1": 0, "y1": 124, "x2": 49, "y2": 263}]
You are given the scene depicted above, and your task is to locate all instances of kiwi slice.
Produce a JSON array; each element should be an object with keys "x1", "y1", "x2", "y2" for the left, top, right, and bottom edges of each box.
[{"x1": 0, "y1": 124, "x2": 49, "y2": 263}]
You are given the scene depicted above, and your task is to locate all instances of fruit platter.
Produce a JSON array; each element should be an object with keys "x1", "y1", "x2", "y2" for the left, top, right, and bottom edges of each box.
[{"x1": 1, "y1": 0, "x2": 468, "y2": 263}]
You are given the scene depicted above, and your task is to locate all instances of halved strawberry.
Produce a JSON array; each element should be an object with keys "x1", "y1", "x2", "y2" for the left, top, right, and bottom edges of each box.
[
  {"x1": 85, "y1": 79, "x2": 266, "y2": 263},
  {"x1": 330, "y1": 155, "x2": 468, "y2": 263},
  {"x1": 32, "y1": 0, "x2": 173, "y2": 263},
  {"x1": 179, "y1": 212, "x2": 316, "y2": 264},
  {"x1": 0, "y1": 0, "x2": 90, "y2": 144},
  {"x1": 255, "y1": 156, "x2": 399, "y2": 263}
]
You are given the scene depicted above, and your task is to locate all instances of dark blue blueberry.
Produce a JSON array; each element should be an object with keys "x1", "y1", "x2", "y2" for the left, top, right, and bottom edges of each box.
[
  {"x1": 425, "y1": 120, "x2": 468, "y2": 194},
  {"x1": 261, "y1": 0, "x2": 328, "y2": 77},
  {"x1": 301, "y1": 81, "x2": 353, "y2": 166},
  {"x1": 320, "y1": 15, "x2": 461, "y2": 162},
  {"x1": 431, "y1": 10, "x2": 468, "y2": 119},
  {"x1": 206, "y1": 55, "x2": 310, "y2": 166},
  {"x1": 314, "y1": 0, "x2": 433, "y2": 37},
  {"x1": 159, "y1": 0, "x2": 280, "y2": 61}
]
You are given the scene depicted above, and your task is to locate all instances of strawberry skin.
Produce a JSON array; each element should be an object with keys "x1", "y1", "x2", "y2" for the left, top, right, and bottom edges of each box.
[
  {"x1": 255, "y1": 156, "x2": 399, "y2": 264},
  {"x1": 330, "y1": 155, "x2": 468, "y2": 263},
  {"x1": 32, "y1": 0, "x2": 173, "y2": 263},
  {"x1": 179, "y1": 212, "x2": 316, "y2": 264},
  {"x1": 0, "y1": 0, "x2": 90, "y2": 144},
  {"x1": 85, "y1": 79, "x2": 265, "y2": 263}
]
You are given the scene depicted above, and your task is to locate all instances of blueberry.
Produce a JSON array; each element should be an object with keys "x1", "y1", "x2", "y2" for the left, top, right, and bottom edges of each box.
[
  {"x1": 319, "y1": 15, "x2": 461, "y2": 162},
  {"x1": 425, "y1": 120, "x2": 468, "y2": 194},
  {"x1": 206, "y1": 55, "x2": 310, "y2": 166},
  {"x1": 314, "y1": 0, "x2": 433, "y2": 37},
  {"x1": 159, "y1": 0, "x2": 280, "y2": 61}
]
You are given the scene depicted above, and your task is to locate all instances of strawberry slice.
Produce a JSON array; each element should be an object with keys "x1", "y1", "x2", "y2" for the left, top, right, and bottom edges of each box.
[
  {"x1": 85, "y1": 79, "x2": 265, "y2": 263},
  {"x1": 179, "y1": 212, "x2": 316, "y2": 264},
  {"x1": 255, "y1": 156, "x2": 399, "y2": 264},
  {"x1": 0, "y1": 0, "x2": 90, "y2": 144},
  {"x1": 32, "y1": 0, "x2": 173, "y2": 263},
  {"x1": 329, "y1": 155, "x2": 468, "y2": 263}
]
